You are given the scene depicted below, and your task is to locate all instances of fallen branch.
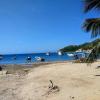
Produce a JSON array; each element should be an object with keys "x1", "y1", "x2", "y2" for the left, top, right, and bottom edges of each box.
[{"x1": 47, "y1": 80, "x2": 60, "y2": 95}]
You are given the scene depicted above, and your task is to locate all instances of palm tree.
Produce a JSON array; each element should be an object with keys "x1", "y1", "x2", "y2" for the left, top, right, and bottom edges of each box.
[
  {"x1": 83, "y1": 0, "x2": 100, "y2": 63},
  {"x1": 83, "y1": 18, "x2": 100, "y2": 38},
  {"x1": 84, "y1": 0, "x2": 100, "y2": 13}
]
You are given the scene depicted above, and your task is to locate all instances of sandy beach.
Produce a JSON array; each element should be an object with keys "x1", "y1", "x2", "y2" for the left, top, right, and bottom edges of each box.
[{"x1": 0, "y1": 61, "x2": 100, "y2": 100}]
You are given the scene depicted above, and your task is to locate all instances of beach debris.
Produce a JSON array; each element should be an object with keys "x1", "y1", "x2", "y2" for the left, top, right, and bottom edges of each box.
[
  {"x1": 96, "y1": 66, "x2": 100, "y2": 69},
  {"x1": 42, "y1": 80, "x2": 60, "y2": 96},
  {"x1": 73, "y1": 58, "x2": 86, "y2": 63},
  {"x1": 70, "y1": 96, "x2": 75, "y2": 100},
  {"x1": 95, "y1": 75, "x2": 100, "y2": 76},
  {"x1": 45, "y1": 80, "x2": 60, "y2": 96},
  {"x1": 5, "y1": 71, "x2": 9, "y2": 74},
  {"x1": 48, "y1": 80, "x2": 59, "y2": 92},
  {"x1": 0, "y1": 66, "x2": 2, "y2": 71},
  {"x1": 23, "y1": 69, "x2": 29, "y2": 74}
]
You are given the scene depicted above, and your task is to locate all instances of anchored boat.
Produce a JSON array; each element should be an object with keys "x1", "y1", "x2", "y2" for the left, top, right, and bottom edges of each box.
[
  {"x1": 67, "y1": 53, "x2": 74, "y2": 57},
  {"x1": 35, "y1": 56, "x2": 45, "y2": 62},
  {"x1": 26, "y1": 56, "x2": 31, "y2": 61},
  {"x1": 58, "y1": 51, "x2": 63, "y2": 55},
  {"x1": 46, "y1": 52, "x2": 50, "y2": 56}
]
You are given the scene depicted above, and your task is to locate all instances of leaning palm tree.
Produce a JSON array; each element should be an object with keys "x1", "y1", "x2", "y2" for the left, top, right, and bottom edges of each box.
[
  {"x1": 84, "y1": 0, "x2": 100, "y2": 13},
  {"x1": 86, "y1": 44, "x2": 100, "y2": 63},
  {"x1": 83, "y1": 18, "x2": 100, "y2": 38},
  {"x1": 83, "y1": 0, "x2": 100, "y2": 63}
]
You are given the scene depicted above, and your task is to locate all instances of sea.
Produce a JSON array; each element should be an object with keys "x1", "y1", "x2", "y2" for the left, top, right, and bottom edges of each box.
[{"x1": 0, "y1": 52, "x2": 85, "y2": 64}]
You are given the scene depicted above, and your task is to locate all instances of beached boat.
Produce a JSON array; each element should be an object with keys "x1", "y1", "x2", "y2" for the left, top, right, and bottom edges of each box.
[{"x1": 35, "y1": 57, "x2": 45, "y2": 62}]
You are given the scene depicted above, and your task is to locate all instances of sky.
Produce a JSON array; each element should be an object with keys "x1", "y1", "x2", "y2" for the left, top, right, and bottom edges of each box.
[{"x1": 0, "y1": 0, "x2": 99, "y2": 54}]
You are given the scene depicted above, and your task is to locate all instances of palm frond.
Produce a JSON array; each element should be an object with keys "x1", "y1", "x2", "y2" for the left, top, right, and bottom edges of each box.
[
  {"x1": 86, "y1": 42, "x2": 100, "y2": 63},
  {"x1": 84, "y1": 0, "x2": 100, "y2": 13},
  {"x1": 83, "y1": 18, "x2": 100, "y2": 38}
]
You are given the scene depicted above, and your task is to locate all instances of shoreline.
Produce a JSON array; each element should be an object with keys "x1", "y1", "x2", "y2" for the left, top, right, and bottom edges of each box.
[
  {"x1": 0, "y1": 60, "x2": 73, "y2": 66},
  {"x1": 0, "y1": 61, "x2": 72, "y2": 74},
  {"x1": 1, "y1": 59, "x2": 100, "y2": 66}
]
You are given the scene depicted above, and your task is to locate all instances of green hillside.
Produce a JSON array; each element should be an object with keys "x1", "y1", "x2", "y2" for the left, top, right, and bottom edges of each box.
[{"x1": 60, "y1": 39, "x2": 100, "y2": 52}]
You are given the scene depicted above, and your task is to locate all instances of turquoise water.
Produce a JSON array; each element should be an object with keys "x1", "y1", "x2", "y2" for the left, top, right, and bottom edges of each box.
[{"x1": 0, "y1": 52, "x2": 84, "y2": 64}]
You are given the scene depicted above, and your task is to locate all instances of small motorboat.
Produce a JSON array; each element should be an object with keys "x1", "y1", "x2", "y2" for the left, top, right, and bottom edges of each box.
[
  {"x1": 67, "y1": 53, "x2": 74, "y2": 57},
  {"x1": 26, "y1": 56, "x2": 31, "y2": 61},
  {"x1": 35, "y1": 57, "x2": 45, "y2": 62},
  {"x1": 58, "y1": 51, "x2": 63, "y2": 55},
  {"x1": 46, "y1": 52, "x2": 50, "y2": 56}
]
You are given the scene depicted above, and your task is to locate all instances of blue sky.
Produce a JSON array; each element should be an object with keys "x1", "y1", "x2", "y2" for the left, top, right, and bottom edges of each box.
[{"x1": 0, "y1": 0, "x2": 98, "y2": 54}]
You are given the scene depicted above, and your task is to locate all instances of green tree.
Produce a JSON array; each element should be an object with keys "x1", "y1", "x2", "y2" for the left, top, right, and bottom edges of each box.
[{"x1": 83, "y1": 0, "x2": 100, "y2": 63}]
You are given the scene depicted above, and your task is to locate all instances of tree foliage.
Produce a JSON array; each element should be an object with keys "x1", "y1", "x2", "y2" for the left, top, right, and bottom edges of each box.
[
  {"x1": 83, "y1": 0, "x2": 100, "y2": 63},
  {"x1": 60, "y1": 39, "x2": 100, "y2": 52}
]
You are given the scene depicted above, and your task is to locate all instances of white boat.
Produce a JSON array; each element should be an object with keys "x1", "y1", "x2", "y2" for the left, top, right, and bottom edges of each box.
[
  {"x1": 58, "y1": 51, "x2": 63, "y2": 55},
  {"x1": 67, "y1": 53, "x2": 74, "y2": 57},
  {"x1": 35, "y1": 57, "x2": 45, "y2": 62},
  {"x1": 46, "y1": 52, "x2": 50, "y2": 56},
  {"x1": 26, "y1": 56, "x2": 31, "y2": 61}
]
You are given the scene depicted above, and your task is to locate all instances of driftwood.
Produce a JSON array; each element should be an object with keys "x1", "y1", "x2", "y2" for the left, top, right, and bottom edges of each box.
[
  {"x1": 70, "y1": 96, "x2": 75, "y2": 100},
  {"x1": 43, "y1": 80, "x2": 60, "y2": 96},
  {"x1": 0, "y1": 66, "x2": 2, "y2": 71},
  {"x1": 46, "y1": 80, "x2": 60, "y2": 95},
  {"x1": 96, "y1": 66, "x2": 100, "y2": 69}
]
